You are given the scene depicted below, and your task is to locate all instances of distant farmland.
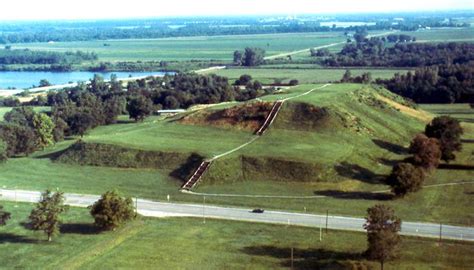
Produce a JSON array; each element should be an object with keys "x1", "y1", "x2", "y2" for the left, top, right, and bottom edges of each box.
[
  {"x1": 13, "y1": 32, "x2": 350, "y2": 61},
  {"x1": 204, "y1": 68, "x2": 411, "y2": 84}
]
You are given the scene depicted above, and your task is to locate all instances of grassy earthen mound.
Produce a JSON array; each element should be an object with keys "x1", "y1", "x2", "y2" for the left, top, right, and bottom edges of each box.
[
  {"x1": 274, "y1": 102, "x2": 343, "y2": 131},
  {"x1": 180, "y1": 102, "x2": 273, "y2": 131}
]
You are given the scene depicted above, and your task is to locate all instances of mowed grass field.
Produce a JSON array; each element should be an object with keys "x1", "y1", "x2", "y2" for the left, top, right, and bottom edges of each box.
[
  {"x1": 204, "y1": 68, "x2": 410, "y2": 84},
  {"x1": 13, "y1": 32, "x2": 349, "y2": 62},
  {"x1": 0, "y1": 202, "x2": 472, "y2": 269}
]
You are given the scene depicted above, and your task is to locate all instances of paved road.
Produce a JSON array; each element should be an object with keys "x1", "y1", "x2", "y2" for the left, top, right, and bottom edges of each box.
[{"x1": 1, "y1": 189, "x2": 473, "y2": 242}]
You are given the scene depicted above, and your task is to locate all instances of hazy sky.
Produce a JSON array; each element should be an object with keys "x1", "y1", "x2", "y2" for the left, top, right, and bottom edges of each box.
[{"x1": 2, "y1": 0, "x2": 473, "y2": 20}]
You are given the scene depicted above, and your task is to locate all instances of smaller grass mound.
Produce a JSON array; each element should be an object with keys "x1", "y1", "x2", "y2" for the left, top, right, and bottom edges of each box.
[
  {"x1": 54, "y1": 141, "x2": 204, "y2": 172},
  {"x1": 180, "y1": 101, "x2": 273, "y2": 132}
]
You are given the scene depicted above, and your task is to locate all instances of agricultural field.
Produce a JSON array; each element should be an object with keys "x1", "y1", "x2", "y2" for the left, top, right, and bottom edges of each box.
[
  {"x1": 13, "y1": 32, "x2": 350, "y2": 62},
  {"x1": 1, "y1": 84, "x2": 472, "y2": 226},
  {"x1": 408, "y1": 27, "x2": 474, "y2": 43},
  {"x1": 204, "y1": 68, "x2": 411, "y2": 84},
  {"x1": 0, "y1": 202, "x2": 472, "y2": 269}
]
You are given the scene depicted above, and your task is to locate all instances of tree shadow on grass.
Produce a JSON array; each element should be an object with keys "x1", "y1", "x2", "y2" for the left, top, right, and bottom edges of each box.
[
  {"x1": 377, "y1": 158, "x2": 400, "y2": 167},
  {"x1": 314, "y1": 190, "x2": 393, "y2": 201},
  {"x1": 334, "y1": 162, "x2": 385, "y2": 184},
  {"x1": 0, "y1": 233, "x2": 39, "y2": 244},
  {"x1": 60, "y1": 223, "x2": 102, "y2": 235},
  {"x1": 438, "y1": 164, "x2": 474, "y2": 171},
  {"x1": 372, "y1": 139, "x2": 408, "y2": 155},
  {"x1": 461, "y1": 139, "x2": 474, "y2": 143},
  {"x1": 241, "y1": 245, "x2": 363, "y2": 270}
]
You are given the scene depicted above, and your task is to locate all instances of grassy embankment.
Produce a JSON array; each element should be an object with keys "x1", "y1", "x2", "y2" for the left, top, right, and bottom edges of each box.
[{"x1": 0, "y1": 202, "x2": 472, "y2": 269}]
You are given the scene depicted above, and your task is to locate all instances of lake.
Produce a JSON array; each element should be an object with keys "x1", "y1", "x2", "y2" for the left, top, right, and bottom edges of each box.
[{"x1": 0, "y1": 71, "x2": 170, "y2": 89}]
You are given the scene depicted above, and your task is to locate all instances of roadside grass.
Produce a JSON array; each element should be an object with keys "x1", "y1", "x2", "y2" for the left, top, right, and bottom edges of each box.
[
  {"x1": 13, "y1": 32, "x2": 349, "y2": 62},
  {"x1": 204, "y1": 68, "x2": 409, "y2": 84},
  {"x1": 0, "y1": 202, "x2": 472, "y2": 269}
]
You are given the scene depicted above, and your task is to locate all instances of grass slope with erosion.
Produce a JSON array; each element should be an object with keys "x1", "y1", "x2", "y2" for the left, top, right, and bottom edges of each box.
[
  {"x1": 0, "y1": 202, "x2": 472, "y2": 269},
  {"x1": 1, "y1": 84, "x2": 472, "y2": 226}
]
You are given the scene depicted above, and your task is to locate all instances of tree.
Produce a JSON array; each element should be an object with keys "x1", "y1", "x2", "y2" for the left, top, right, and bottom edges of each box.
[
  {"x1": 341, "y1": 69, "x2": 352, "y2": 82},
  {"x1": 425, "y1": 116, "x2": 463, "y2": 162},
  {"x1": 386, "y1": 163, "x2": 425, "y2": 197},
  {"x1": 289, "y1": 79, "x2": 299, "y2": 86},
  {"x1": 29, "y1": 190, "x2": 69, "y2": 242},
  {"x1": 364, "y1": 205, "x2": 401, "y2": 270},
  {"x1": 127, "y1": 95, "x2": 153, "y2": 122},
  {"x1": 0, "y1": 124, "x2": 37, "y2": 156},
  {"x1": 243, "y1": 47, "x2": 265, "y2": 67},
  {"x1": 33, "y1": 113, "x2": 55, "y2": 149},
  {"x1": 0, "y1": 139, "x2": 7, "y2": 163},
  {"x1": 235, "y1": 74, "x2": 252, "y2": 85},
  {"x1": 89, "y1": 190, "x2": 135, "y2": 231},
  {"x1": 0, "y1": 205, "x2": 11, "y2": 226},
  {"x1": 409, "y1": 133, "x2": 442, "y2": 170},
  {"x1": 68, "y1": 111, "x2": 95, "y2": 138},
  {"x1": 233, "y1": 50, "x2": 243, "y2": 66},
  {"x1": 39, "y1": 79, "x2": 51, "y2": 87}
]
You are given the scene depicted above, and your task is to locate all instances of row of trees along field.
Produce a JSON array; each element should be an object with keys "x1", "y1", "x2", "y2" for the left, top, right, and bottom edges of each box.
[
  {"x1": 0, "y1": 48, "x2": 98, "y2": 65},
  {"x1": 324, "y1": 39, "x2": 474, "y2": 67},
  {"x1": 0, "y1": 73, "x2": 273, "y2": 157},
  {"x1": 0, "y1": 190, "x2": 135, "y2": 242}
]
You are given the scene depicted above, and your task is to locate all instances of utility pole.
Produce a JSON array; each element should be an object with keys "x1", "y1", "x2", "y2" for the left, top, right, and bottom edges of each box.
[
  {"x1": 325, "y1": 210, "x2": 329, "y2": 233},
  {"x1": 439, "y1": 223, "x2": 442, "y2": 244},
  {"x1": 319, "y1": 226, "x2": 322, "y2": 242},
  {"x1": 135, "y1": 197, "x2": 138, "y2": 214},
  {"x1": 203, "y1": 196, "x2": 206, "y2": 224}
]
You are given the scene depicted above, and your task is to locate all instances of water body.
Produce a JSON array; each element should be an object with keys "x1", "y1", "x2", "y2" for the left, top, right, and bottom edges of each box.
[{"x1": 0, "y1": 71, "x2": 170, "y2": 89}]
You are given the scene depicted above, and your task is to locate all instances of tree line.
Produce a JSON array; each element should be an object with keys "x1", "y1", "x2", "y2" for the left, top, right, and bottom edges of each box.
[
  {"x1": 324, "y1": 40, "x2": 474, "y2": 67},
  {"x1": 1, "y1": 17, "x2": 468, "y2": 44},
  {"x1": 376, "y1": 63, "x2": 474, "y2": 103},
  {"x1": 0, "y1": 48, "x2": 98, "y2": 65}
]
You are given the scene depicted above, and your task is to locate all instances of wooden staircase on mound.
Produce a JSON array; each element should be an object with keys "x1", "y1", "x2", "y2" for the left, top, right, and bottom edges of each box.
[
  {"x1": 181, "y1": 161, "x2": 212, "y2": 190},
  {"x1": 255, "y1": 101, "x2": 283, "y2": 136}
]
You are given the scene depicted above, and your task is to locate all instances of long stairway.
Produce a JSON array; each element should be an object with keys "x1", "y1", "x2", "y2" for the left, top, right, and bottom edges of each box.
[
  {"x1": 181, "y1": 161, "x2": 212, "y2": 190},
  {"x1": 255, "y1": 101, "x2": 283, "y2": 136}
]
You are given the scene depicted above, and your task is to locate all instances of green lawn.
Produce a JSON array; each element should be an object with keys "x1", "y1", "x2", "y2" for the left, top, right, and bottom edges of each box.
[
  {"x1": 0, "y1": 202, "x2": 472, "y2": 269},
  {"x1": 204, "y1": 68, "x2": 409, "y2": 84},
  {"x1": 12, "y1": 32, "x2": 349, "y2": 62}
]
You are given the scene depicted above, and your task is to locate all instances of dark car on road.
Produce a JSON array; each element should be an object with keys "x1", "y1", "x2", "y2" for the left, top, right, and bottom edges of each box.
[{"x1": 251, "y1": 208, "x2": 265, "y2": 213}]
